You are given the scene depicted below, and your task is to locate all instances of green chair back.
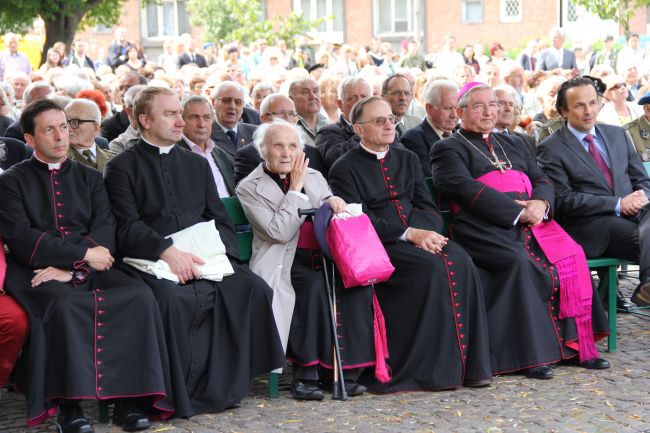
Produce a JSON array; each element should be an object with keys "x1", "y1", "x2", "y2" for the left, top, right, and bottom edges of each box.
[{"x1": 221, "y1": 196, "x2": 253, "y2": 262}]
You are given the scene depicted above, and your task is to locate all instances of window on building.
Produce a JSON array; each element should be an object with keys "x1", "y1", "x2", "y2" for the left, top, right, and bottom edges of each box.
[
  {"x1": 500, "y1": 0, "x2": 522, "y2": 23},
  {"x1": 462, "y1": 0, "x2": 484, "y2": 24},
  {"x1": 294, "y1": 0, "x2": 344, "y2": 34},
  {"x1": 374, "y1": 0, "x2": 414, "y2": 35},
  {"x1": 143, "y1": 0, "x2": 190, "y2": 39},
  {"x1": 567, "y1": 0, "x2": 578, "y2": 22}
]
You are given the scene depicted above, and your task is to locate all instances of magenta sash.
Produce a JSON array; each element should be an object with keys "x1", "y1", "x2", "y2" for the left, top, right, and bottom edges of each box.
[
  {"x1": 297, "y1": 221, "x2": 320, "y2": 250},
  {"x1": 476, "y1": 170, "x2": 599, "y2": 362}
]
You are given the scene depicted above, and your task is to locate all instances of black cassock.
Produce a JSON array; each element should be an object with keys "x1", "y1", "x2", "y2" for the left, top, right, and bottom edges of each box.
[
  {"x1": 431, "y1": 130, "x2": 609, "y2": 374},
  {"x1": 104, "y1": 140, "x2": 285, "y2": 417},
  {"x1": 329, "y1": 146, "x2": 492, "y2": 392},
  {"x1": 0, "y1": 157, "x2": 174, "y2": 426}
]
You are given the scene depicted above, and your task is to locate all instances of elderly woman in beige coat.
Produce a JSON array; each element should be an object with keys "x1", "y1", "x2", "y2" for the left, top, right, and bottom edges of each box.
[{"x1": 236, "y1": 120, "x2": 375, "y2": 401}]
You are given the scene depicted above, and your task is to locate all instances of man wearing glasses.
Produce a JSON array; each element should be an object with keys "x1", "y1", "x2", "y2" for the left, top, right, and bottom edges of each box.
[
  {"x1": 65, "y1": 99, "x2": 116, "y2": 171},
  {"x1": 210, "y1": 81, "x2": 257, "y2": 159},
  {"x1": 329, "y1": 95, "x2": 492, "y2": 393},
  {"x1": 234, "y1": 93, "x2": 326, "y2": 184},
  {"x1": 381, "y1": 73, "x2": 421, "y2": 139},
  {"x1": 432, "y1": 82, "x2": 610, "y2": 381}
]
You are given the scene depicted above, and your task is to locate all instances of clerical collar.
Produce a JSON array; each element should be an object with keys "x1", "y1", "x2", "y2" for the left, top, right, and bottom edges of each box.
[
  {"x1": 34, "y1": 153, "x2": 65, "y2": 170},
  {"x1": 459, "y1": 128, "x2": 491, "y2": 141},
  {"x1": 142, "y1": 137, "x2": 174, "y2": 154},
  {"x1": 263, "y1": 165, "x2": 290, "y2": 192},
  {"x1": 74, "y1": 143, "x2": 96, "y2": 157},
  {"x1": 360, "y1": 141, "x2": 388, "y2": 159}
]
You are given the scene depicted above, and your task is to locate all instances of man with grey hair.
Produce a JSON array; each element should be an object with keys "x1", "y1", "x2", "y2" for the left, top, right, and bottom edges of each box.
[
  {"x1": 0, "y1": 33, "x2": 32, "y2": 81},
  {"x1": 432, "y1": 82, "x2": 609, "y2": 381},
  {"x1": 315, "y1": 76, "x2": 370, "y2": 169},
  {"x1": 109, "y1": 84, "x2": 147, "y2": 153},
  {"x1": 65, "y1": 98, "x2": 116, "y2": 171},
  {"x1": 4, "y1": 81, "x2": 54, "y2": 142},
  {"x1": 288, "y1": 78, "x2": 330, "y2": 146},
  {"x1": 538, "y1": 27, "x2": 577, "y2": 71},
  {"x1": 493, "y1": 84, "x2": 536, "y2": 155},
  {"x1": 401, "y1": 79, "x2": 459, "y2": 178},
  {"x1": 235, "y1": 93, "x2": 326, "y2": 183},
  {"x1": 177, "y1": 95, "x2": 235, "y2": 196},
  {"x1": 210, "y1": 81, "x2": 257, "y2": 158}
]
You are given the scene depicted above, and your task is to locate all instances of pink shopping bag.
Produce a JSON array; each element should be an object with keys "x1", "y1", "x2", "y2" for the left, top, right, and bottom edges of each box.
[{"x1": 326, "y1": 214, "x2": 395, "y2": 288}]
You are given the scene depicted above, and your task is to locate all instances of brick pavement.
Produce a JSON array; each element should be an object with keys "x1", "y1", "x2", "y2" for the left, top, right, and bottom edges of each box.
[{"x1": 1, "y1": 277, "x2": 648, "y2": 433}]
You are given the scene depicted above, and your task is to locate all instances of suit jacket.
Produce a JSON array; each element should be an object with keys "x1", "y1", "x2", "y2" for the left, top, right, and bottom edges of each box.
[
  {"x1": 538, "y1": 48, "x2": 577, "y2": 71},
  {"x1": 0, "y1": 137, "x2": 30, "y2": 170},
  {"x1": 241, "y1": 106, "x2": 261, "y2": 125},
  {"x1": 236, "y1": 164, "x2": 331, "y2": 348},
  {"x1": 314, "y1": 115, "x2": 359, "y2": 169},
  {"x1": 66, "y1": 145, "x2": 116, "y2": 172},
  {"x1": 210, "y1": 122, "x2": 257, "y2": 159},
  {"x1": 401, "y1": 119, "x2": 442, "y2": 178},
  {"x1": 234, "y1": 141, "x2": 327, "y2": 185},
  {"x1": 100, "y1": 110, "x2": 130, "y2": 143},
  {"x1": 177, "y1": 52, "x2": 207, "y2": 68},
  {"x1": 537, "y1": 123, "x2": 650, "y2": 255},
  {"x1": 518, "y1": 52, "x2": 536, "y2": 71},
  {"x1": 176, "y1": 138, "x2": 236, "y2": 195},
  {"x1": 63, "y1": 54, "x2": 95, "y2": 71},
  {"x1": 0, "y1": 115, "x2": 12, "y2": 136}
]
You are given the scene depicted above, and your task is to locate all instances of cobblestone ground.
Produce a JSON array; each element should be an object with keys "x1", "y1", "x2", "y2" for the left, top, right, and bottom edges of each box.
[{"x1": 1, "y1": 275, "x2": 649, "y2": 433}]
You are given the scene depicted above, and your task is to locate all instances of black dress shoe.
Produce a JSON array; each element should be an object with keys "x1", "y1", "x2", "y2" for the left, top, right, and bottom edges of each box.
[
  {"x1": 616, "y1": 291, "x2": 634, "y2": 312},
  {"x1": 524, "y1": 365, "x2": 554, "y2": 380},
  {"x1": 317, "y1": 379, "x2": 367, "y2": 397},
  {"x1": 631, "y1": 281, "x2": 650, "y2": 307},
  {"x1": 56, "y1": 403, "x2": 94, "y2": 433},
  {"x1": 463, "y1": 378, "x2": 492, "y2": 388},
  {"x1": 291, "y1": 381, "x2": 324, "y2": 401},
  {"x1": 113, "y1": 401, "x2": 151, "y2": 432},
  {"x1": 580, "y1": 357, "x2": 611, "y2": 370}
]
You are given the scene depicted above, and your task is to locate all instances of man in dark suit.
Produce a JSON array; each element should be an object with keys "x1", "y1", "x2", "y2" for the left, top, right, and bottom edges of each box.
[
  {"x1": 210, "y1": 81, "x2": 257, "y2": 159},
  {"x1": 538, "y1": 77, "x2": 650, "y2": 307},
  {"x1": 177, "y1": 95, "x2": 235, "y2": 196},
  {"x1": 401, "y1": 79, "x2": 459, "y2": 178},
  {"x1": 538, "y1": 27, "x2": 577, "y2": 71},
  {"x1": 100, "y1": 72, "x2": 146, "y2": 143},
  {"x1": 315, "y1": 76, "x2": 370, "y2": 169},
  {"x1": 178, "y1": 51, "x2": 207, "y2": 69},
  {"x1": 62, "y1": 38, "x2": 95, "y2": 71},
  {"x1": 234, "y1": 93, "x2": 325, "y2": 184},
  {"x1": 0, "y1": 137, "x2": 30, "y2": 170}
]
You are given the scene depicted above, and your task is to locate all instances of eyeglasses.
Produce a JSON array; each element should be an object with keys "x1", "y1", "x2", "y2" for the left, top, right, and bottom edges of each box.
[
  {"x1": 67, "y1": 118, "x2": 96, "y2": 129},
  {"x1": 268, "y1": 110, "x2": 298, "y2": 119},
  {"x1": 611, "y1": 83, "x2": 627, "y2": 91},
  {"x1": 384, "y1": 90, "x2": 412, "y2": 98},
  {"x1": 216, "y1": 96, "x2": 245, "y2": 107},
  {"x1": 357, "y1": 115, "x2": 397, "y2": 127}
]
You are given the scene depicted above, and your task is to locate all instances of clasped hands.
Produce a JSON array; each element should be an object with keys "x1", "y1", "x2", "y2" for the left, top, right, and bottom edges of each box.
[
  {"x1": 31, "y1": 246, "x2": 114, "y2": 287},
  {"x1": 620, "y1": 190, "x2": 649, "y2": 216},
  {"x1": 514, "y1": 199, "x2": 547, "y2": 226}
]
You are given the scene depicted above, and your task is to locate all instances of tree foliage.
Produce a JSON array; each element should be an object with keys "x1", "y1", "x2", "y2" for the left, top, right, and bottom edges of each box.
[
  {"x1": 0, "y1": 0, "x2": 130, "y2": 64},
  {"x1": 571, "y1": 0, "x2": 650, "y2": 33},
  {"x1": 187, "y1": 0, "x2": 326, "y2": 49}
]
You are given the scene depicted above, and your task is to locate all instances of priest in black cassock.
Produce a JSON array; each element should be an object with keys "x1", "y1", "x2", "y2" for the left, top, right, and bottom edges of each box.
[
  {"x1": 430, "y1": 82, "x2": 610, "y2": 380},
  {"x1": 0, "y1": 99, "x2": 173, "y2": 433},
  {"x1": 104, "y1": 87, "x2": 285, "y2": 417},
  {"x1": 329, "y1": 96, "x2": 493, "y2": 392}
]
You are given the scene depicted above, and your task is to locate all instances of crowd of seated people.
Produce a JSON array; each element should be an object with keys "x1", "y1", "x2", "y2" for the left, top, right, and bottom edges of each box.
[{"x1": 1, "y1": 25, "x2": 650, "y2": 433}]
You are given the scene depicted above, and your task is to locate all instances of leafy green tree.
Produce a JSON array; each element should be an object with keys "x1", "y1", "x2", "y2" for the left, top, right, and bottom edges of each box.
[
  {"x1": 0, "y1": 0, "x2": 132, "y2": 65},
  {"x1": 572, "y1": 0, "x2": 650, "y2": 33},
  {"x1": 187, "y1": 0, "x2": 325, "y2": 49}
]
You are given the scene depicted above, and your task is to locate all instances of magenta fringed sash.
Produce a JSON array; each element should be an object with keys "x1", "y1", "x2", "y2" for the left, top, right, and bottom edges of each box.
[
  {"x1": 372, "y1": 291, "x2": 391, "y2": 383},
  {"x1": 476, "y1": 170, "x2": 599, "y2": 362}
]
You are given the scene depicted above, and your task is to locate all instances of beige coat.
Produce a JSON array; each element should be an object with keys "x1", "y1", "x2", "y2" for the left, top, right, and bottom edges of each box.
[{"x1": 236, "y1": 163, "x2": 332, "y2": 352}]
